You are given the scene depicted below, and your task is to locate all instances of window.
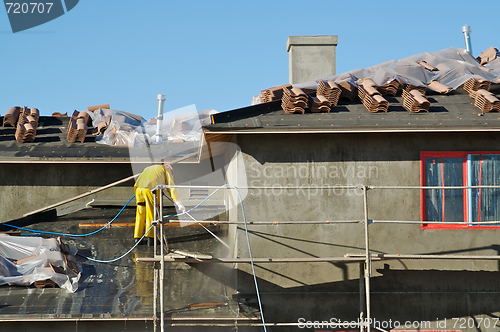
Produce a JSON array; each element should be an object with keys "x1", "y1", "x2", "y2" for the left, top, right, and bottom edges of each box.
[{"x1": 421, "y1": 151, "x2": 500, "y2": 229}]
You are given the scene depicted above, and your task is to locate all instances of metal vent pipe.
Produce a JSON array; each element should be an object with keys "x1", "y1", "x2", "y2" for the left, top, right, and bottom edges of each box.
[
  {"x1": 156, "y1": 94, "x2": 166, "y2": 143},
  {"x1": 462, "y1": 25, "x2": 473, "y2": 56}
]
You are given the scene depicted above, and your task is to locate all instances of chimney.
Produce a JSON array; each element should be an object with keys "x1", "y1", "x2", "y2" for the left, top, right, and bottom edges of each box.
[{"x1": 287, "y1": 35, "x2": 338, "y2": 84}]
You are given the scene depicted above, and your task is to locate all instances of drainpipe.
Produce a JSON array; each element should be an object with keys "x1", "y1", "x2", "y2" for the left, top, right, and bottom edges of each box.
[
  {"x1": 156, "y1": 94, "x2": 166, "y2": 143},
  {"x1": 462, "y1": 25, "x2": 473, "y2": 56}
]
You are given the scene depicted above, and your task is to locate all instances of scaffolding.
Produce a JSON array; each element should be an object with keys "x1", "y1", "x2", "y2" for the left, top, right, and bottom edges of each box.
[{"x1": 136, "y1": 184, "x2": 500, "y2": 332}]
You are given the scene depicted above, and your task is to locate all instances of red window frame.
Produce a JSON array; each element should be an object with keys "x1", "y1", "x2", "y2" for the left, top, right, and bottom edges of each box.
[{"x1": 420, "y1": 151, "x2": 500, "y2": 229}]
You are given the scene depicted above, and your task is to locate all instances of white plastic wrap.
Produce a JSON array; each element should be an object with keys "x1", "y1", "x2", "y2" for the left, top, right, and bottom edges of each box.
[
  {"x1": 90, "y1": 105, "x2": 218, "y2": 147},
  {"x1": 0, "y1": 235, "x2": 81, "y2": 293},
  {"x1": 287, "y1": 46, "x2": 500, "y2": 94}
]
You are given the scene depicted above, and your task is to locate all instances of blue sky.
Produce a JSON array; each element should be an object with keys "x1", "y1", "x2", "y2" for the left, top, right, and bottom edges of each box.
[{"x1": 1, "y1": 1, "x2": 499, "y2": 120}]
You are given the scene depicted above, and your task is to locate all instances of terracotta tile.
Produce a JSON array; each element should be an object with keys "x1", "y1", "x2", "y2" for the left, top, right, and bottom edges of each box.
[
  {"x1": 15, "y1": 122, "x2": 36, "y2": 143},
  {"x1": 416, "y1": 60, "x2": 439, "y2": 71},
  {"x1": 463, "y1": 78, "x2": 491, "y2": 96},
  {"x1": 309, "y1": 94, "x2": 332, "y2": 113},
  {"x1": 470, "y1": 89, "x2": 500, "y2": 113},
  {"x1": 404, "y1": 84, "x2": 427, "y2": 95},
  {"x1": 260, "y1": 84, "x2": 292, "y2": 103},
  {"x1": 378, "y1": 80, "x2": 400, "y2": 96},
  {"x1": 402, "y1": 89, "x2": 432, "y2": 113},
  {"x1": 281, "y1": 87, "x2": 308, "y2": 114},
  {"x1": 477, "y1": 46, "x2": 499, "y2": 65},
  {"x1": 87, "y1": 104, "x2": 110, "y2": 112},
  {"x1": 317, "y1": 80, "x2": 341, "y2": 106},
  {"x1": 337, "y1": 81, "x2": 357, "y2": 101},
  {"x1": 3, "y1": 107, "x2": 20, "y2": 127},
  {"x1": 67, "y1": 117, "x2": 88, "y2": 143},
  {"x1": 427, "y1": 80, "x2": 452, "y2": 94},
  {"x1": 30, "y1": 107, "x2": 39, "y2": 121},
  {"x1": 52, "y1": 112, "x2": 68, "y2": 117},
  {"x1": 357, "y1": 79, "x2": 389, "y2": 112}
]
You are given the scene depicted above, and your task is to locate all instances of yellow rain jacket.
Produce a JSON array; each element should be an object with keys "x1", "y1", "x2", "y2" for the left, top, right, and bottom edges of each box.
[{"x1": 134, "y1": 165, "x2": 180, "y2": 239}]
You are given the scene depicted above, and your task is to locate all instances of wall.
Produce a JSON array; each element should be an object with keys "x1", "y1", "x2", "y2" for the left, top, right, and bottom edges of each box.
[
  {"x1": 232, "y1": 132, "x2": 500, "y2": 331},
  {"x1": 0, "y1": 163, "x2": 136, "y2": 222}
]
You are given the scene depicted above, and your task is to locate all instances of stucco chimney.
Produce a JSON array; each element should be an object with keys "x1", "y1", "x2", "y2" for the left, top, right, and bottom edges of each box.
[{"x1": 287, "y1": 35, "x2": 338, "y2": 84}]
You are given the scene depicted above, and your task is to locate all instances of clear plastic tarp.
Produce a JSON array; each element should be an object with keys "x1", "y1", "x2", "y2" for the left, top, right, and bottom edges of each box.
[
  {"x1": 89, "y1": 105, "x2": 218, "y2": 147},
  {"x1": 0, "y1": 235, "x2": 81, "y2": 293}
]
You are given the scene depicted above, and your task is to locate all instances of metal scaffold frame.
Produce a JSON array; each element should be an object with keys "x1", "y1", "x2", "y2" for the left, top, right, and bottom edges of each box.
[{"x1": 136, "y1": 184, "x2": 500, "y2": 332}]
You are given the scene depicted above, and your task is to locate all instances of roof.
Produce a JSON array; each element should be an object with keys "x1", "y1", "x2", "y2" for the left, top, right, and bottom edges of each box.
[
  {"x1": 0, "y1": 116, "x2": 200, "y2": 163},
  {"x1": 0, "y1": 203, "x2": 241, "y2": 321},
  {"x1": 207, "y1": 87, "x2": 500, "y2": 133},
  {"x1": 206, "y1": 47, "x2": 500, "y2": 134}
]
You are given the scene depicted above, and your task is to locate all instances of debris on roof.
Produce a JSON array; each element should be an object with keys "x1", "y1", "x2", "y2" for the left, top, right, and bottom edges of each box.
[{"x1": 0, "y1": 234, "x2": 81, "y2": 293}]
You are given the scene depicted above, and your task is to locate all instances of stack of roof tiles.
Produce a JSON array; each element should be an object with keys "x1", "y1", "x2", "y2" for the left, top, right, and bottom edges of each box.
[
  {"x1": 14, "y1": 107, "x2": 39, "y2": 143},
  {"x1": 338, "y1": 81, "x2": 357, "y2": 101},
  {"x1": 357, "y1": 78, "x2": 389, "y2": 113},
  {"x1": 309, "y1": 95, "x2": 332, "y2": 113},
  {"x1": 281, "y1": 87, "x2": 308, "y2": 114},
  {"x1": 3, "y1": 107, "x2": 20, "y2": 127},
  {"x1": 67, "y1": 110, "x2": 89, "y2": 143},
  {"x1": 470, "y1": 89, "x2": 500, "y2": 113},
  {"x1": 463, "y1": 78, "x2": 491, "y2": 96},
  {"x1": 402, "y1": 89, "x2": 432, "y2": 113},
  {"x1": 317, "y1": 80, "x2": 341, "y2": 106},
  {"x1": 29, "y1": 107, "x2": 39, "y2": 122},
  {"x1": 404, "y1": 84, "x2": 427, "y2": 95},
  {"x1": 260, "y1": 84, "x2": 292, "y2": 103},
  {"x1": 15, "y1": 121, "x2": 36, "y2": 143},
  {"x1": 378, "y1": 80, "x2": 400, "y2": 96}
]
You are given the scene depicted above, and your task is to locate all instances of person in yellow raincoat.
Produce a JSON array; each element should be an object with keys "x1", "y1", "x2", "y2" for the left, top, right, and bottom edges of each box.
[{"x1": 134, "y1": 163, "x2": 185, "y2": 245}]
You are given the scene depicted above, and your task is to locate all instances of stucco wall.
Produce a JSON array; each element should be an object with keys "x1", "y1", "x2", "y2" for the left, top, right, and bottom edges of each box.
[
  {"x1": 0, "y1": 163, "x2": 137, "y2": 222},
  {"x1": 231, "y1": 132, "x2": 500, "y2": 330}
]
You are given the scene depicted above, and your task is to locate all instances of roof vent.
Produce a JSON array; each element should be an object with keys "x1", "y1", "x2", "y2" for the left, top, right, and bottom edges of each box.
[{"x1": 462, "y1": 25, "x2": 473, "y2": 56}]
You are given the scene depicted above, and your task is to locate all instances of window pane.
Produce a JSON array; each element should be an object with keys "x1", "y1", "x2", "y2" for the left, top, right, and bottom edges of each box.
[
  {"x1": 443, "y1": 158, "x2": 464, "y2": 222},
  {"x1": 425, "y1": 157, "x2": 463, "y2": 222},
  {"x1": 425, "y1": 158, "x2": 442, "y2": 221},
  {"x1": 468, "y1": 154, "x2": 481, "y2": 224},
  {"x1": 479, "y1": 155, "x2": 500, "y2": 225}
]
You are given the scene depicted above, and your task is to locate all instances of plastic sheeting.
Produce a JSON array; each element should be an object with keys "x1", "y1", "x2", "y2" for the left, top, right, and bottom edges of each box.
[
  {"x1": 89, "y1": 106, "x2": 218, "y2": 147},
  {"x1": 253, "y1": 47, "x2": 500, "y2": 104},
  {"x1": 0, "y1": 235, "x2": 81, "y2": 293}
]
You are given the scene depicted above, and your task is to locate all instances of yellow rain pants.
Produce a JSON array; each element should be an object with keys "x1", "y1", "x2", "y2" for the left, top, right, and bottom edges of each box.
[{"x1": 134, "y1": 187, "x2": 155, "y2": 239}]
